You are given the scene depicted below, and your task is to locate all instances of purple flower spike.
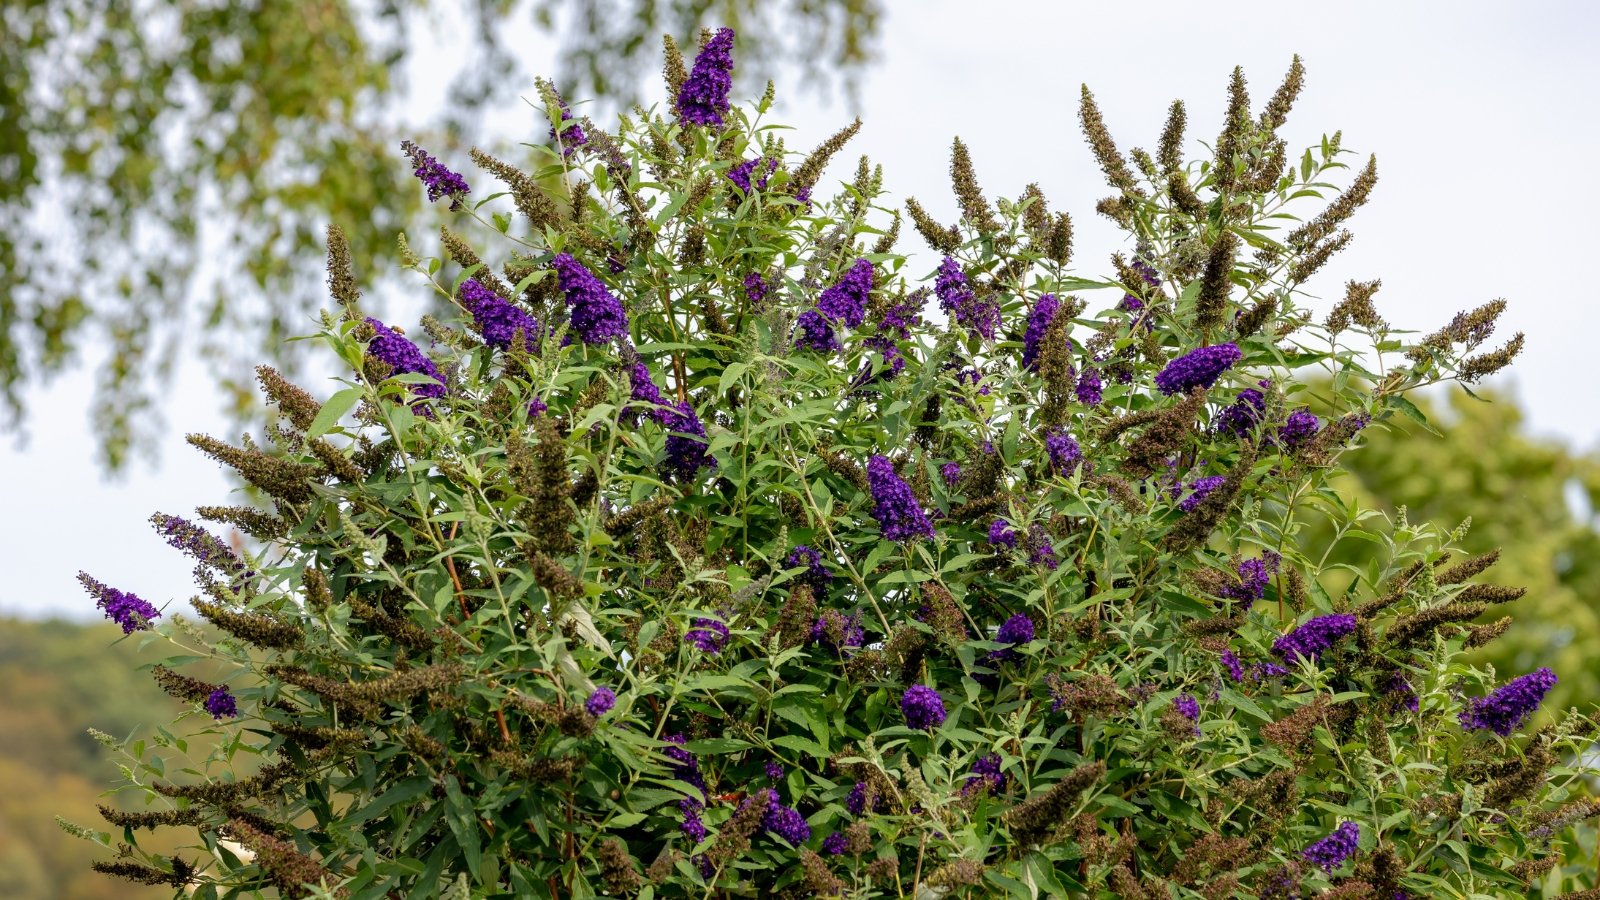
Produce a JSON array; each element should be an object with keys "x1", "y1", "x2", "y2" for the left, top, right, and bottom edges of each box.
[
  {"x1": 402, "y1": 140, "x2": 470, "y2": 209},
  {"x1": 675, "y1": 28, "x2": 736, "y2": 127},
  {"x1": 787, "y1": 545, "x2": 835, "y2": 595},
  {"x1": 1459, "y1": 668, "x2": 1557, "y2": 736},
  {"x1": 460, "y1": 278, "x2": 541, "y2": 351},
  {"x1": 686, "y1": 617, "x2": 730, "y2": 654},
  {"x1": 744, "y1": 272, "x2": 769, "y2": 306},
  {"x1": 901, "y1": 684, "x2": 947, "y2": 730},
  {"x1": 1302, "y1": 821, "x2": 1360, "y2": 872},
  {"x1": 941, "y1": 462, "x2": 963, "y2": 486},
  {"x1": 962, "y1": 753, "x2": 1007, "y2": 797},
  {"x1": 365, "y1": 318, "x2": 446, "y2": 404},
  {"x1": 867, "y1": 455, "x2": 934, "y2": 542},
  {"x1": 585, "y1": 687, "x2": 616, "y2": 717},
  {"x1": 551, "y1": 253, "x2": 629, "y2": 344},
  {"x1": 78, "y1": 573, "x2": 161, "y2": 635},
  {"x1": 548, "y1": 87, "x2": 587, "y2": 156},
  {"x1": 1278, "y1": 407, "x2": 1322, "y2": 450},
  {"x1": 659, "y1": 400, "x2": 716, "y2": 480},
  {"x1": 1273, "y1": 613, "x2": 1358, "y2": 663},
  {"x1": 1178, "y1": 476, "x2": 1227, "y2": 512},
  {"x1": 1022, "y1": 293, "x2": 1061, "y2": 371},
  {"x1": 762, "y1": 799, "x2": 811, "y2": 844},
  {"x1": 1221, "y1": 650, "x2": 1244, "y2": 682},
  {"x1": 817, "y1": 258, "x2": 874, "y2": 329},
  {"x1": 937, "y1": 256, "x2": 999, "y2": 342},
  {"x1": 794, "y1": 309, "x2": 842, "y2": 352},
  {"x1": 1154, "y1": 343, "x2": 1242, "y2": 395},
  {"x1": 1174, "y1": 693, "x2": 1200, "y2": 722},
  {"x1": 988, "y1": 518, "x2": 1017, "y2": 550},
  {"x1": 204, "y1": 687, "x2": 238, "y2": 719},
  {"x1": 1076, "y1": 367, "x2": 1103, "y2": 406},
  {"x1": 822, "y1": 831, "x2": 848, "y2": 855},
  {"x1": 151, "y1": 513, "x2": 249, "y2": 578},
  {"x1": 1216, "y1": 387, "x2": 1267, "y2": 438},
  {"x1": 1045, "y1": 429, "x2": 1082, "y2": 475}
]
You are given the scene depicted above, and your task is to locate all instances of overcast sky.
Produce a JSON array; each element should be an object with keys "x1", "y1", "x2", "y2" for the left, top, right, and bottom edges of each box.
[{"x1": 4, "y1": 0, "x2": 1597, "y2": 620}]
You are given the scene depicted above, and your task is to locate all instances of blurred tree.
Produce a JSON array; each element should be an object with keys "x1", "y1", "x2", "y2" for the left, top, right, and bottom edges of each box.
[
  {"x1": 1315, "y1": 386, "x2": 1600, "y2": 715},
  {"x1": 0, "y1": 617, "x2": 223, "y2": 900},
  {"x1": 0, "y1": 0, "x2": 879, "y2": 469}
]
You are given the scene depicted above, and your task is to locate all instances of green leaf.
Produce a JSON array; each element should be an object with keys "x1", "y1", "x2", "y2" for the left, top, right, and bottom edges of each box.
[{"x1": 306, "y1": 387, "x2": 362, "y2": 438}]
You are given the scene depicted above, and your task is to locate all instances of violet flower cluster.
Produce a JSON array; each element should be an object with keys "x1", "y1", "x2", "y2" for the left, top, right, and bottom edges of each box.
[
  {"x1": 1219, "y1": 553, "x2": 1280, "y2": 605},
  {"x1": 402, "y1": 140, "x2": 470, "y2": 209},
  {"x1": 1273, "y1": 613, "x2": 1358, "y2": 663},
  {"x1": 962, "y1": 753, "x2": 1007, "y2": 797},
  {"x1": 728, "y1": 156, "x2": 777, "y2": 193},
  {"x1": 685, "y1": 617, "x2": 730, "y2": 654},
  {"x1": 1278, "y1": 408, "x2": 1322, "y2": 449},
  {"x1": 1215, "y1": 386, "x2": 1266, "y2": 438},
  {"x1": 1021, "y1": 293, "x2": 1061, "y2": 371},
  {"x1": 151, "y1": 513, "x2": 250, "y2": 578},
  {"x1": 659, "y1": 400, "x2": 716, "y2": 479},
  {"x1": 901, "y1": 684, "x2": 947, "y2": 730},
  {"x1": 1076, "y1": 366, "x2": 1103, "y2": 406},
  {"x1": 867, "y1": 455, "x2": 934, "y2": 542},
  {"x1": 1458, "y1": 667, "x2": 1557, "y2": 736},
  {"x1": 675, "y1": 28, "x2": 736, "y2": 127},
  {"x1": 547, "y1": 87, "x2": 587, "y2": 156},
  {"x1": 204, "y1": 687, "x2": 238, "y2": 719},
  {"x1": 1045, "y1": 429, "x2": 1082, "y2": 475},
  {"x1": 936, "y1": 256, "x2": 999, "y2": 341},
  {"x1": 365, "y1": 318, "x2": 446, "y2": 402},
  {"x1": 585, "y1": 687, "x2": 616, "y2": 717},
  {"x1": 1302, "y1": 821, "x2": 1360, "y2": 872},
  {"x1": 988, "y1": 518, "x2": 1017, "y2": 550},
  {"x1": 786, "y1": 545, "x2": 834, "y2": 595},
  {"x1": 1154, "y1": 343, "x2": 1242, "y2": 395},
  {"x1": 78, "y1": 572, "x2": 160, "y2": 634},
  {"x1": 460, "y1": 278, "x2": 540, "y2": 351},
  {"x1": 551, "y1": 253, "x2": 629, "y2": 344},
  {"x1": 1177, "y1": 475, "x2": 1226, "y2": 512}
]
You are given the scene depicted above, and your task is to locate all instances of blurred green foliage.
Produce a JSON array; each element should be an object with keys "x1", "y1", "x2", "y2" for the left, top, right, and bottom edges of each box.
[
  {"x1": 0, "y1": 0, "x2": 879, "y2": 469},
  {"x1": 1325, "y1": 385, "x2": 1600, "y2": 717},
  {"x1": 0, "y1": 617, "x2": 220, "y2": 900}
]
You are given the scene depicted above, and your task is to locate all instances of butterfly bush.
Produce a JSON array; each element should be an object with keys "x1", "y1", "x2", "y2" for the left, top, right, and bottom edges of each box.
[{"x1": 65, "y1": 36, "x2": 1600, "y2": 900}]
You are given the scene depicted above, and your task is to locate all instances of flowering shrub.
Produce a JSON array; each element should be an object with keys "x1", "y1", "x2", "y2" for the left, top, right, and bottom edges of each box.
[{"x1": 64, "y1": 33, "x2": 1600, "y2": 900}]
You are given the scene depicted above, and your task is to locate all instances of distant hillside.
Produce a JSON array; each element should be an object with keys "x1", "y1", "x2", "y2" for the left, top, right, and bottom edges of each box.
[{"x1": 0, "y1": 617, "x2": 219, "y2": 899}]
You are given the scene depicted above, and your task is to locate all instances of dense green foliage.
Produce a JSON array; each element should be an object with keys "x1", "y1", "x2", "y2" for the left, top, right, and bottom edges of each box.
[
  {"x1": 1328, "y1": 386, "x2": 1600, "y2": 721},
  {"x1": 0, "y1": 0, "x2": 877, "y2": 469},
  {"x1": 65, "y1": 38, "x2": 1599, "y2": 899}
]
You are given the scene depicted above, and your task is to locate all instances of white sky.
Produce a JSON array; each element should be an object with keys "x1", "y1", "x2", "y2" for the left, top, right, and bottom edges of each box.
[{"x1": 4, "y1": 0, "x2": 1598, "y2": 619}]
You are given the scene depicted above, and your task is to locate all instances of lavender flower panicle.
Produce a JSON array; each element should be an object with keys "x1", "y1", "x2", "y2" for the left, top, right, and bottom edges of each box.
[
  {"x1": 204, "y1": 688, "x2": 238, "y2": 719},
  {"x1": 1219, "y1": 553, "x2": 1280, "y2": 605},
  {"x1": 1273, "y1": 614, "x2": 1358, "y2": 663},
  {"x1": 551, "y1": 253, "x2": 629, "y2": 344},
  {"x1": 675, "y1": 27, "x2": 736, "y2": 127},
  {"x1": 78, "y1": 572, "x2": 161, "y2": 634},
  {"x1": 402, "y1": 140, "x2": 470, "y2": 209},
  {"x1": 822, "y1": 831, "x2": 848, "y2": 855},
  {"x1": 728, "y1": 156, "x2": 778, "y2": 193},
  {"x1": 659, "y1": 400, "x2": 716, "y2": 479},
  {"x1": 1154, "y1": 343, "x2": 1241, "y2": 395},
  {"x1": 744, "y1": 272, "x2": 769, "y2": 307},
  {"x1": 365, "y1": 318, "x2": 446, "y2": 401},
  {"x1": 460, "y1": 278, "x2": 541, "y2": 351},
  {"x1": 686, "y1": 617, "x2": 730, "y2": 654},
  {"x1": 1174, "y1": 693, "x2": 1200, "y2": 728},
  {"x1": 901, "y1": 684, "x2": 947, "y2": 730},
  {"x1": 1277, "y1": 407, "x2": 1322, "y2": 450},
  {"x1": 941, "y1": 462, "x2": 962, "y2": 486},
  {"x1": 817, "y1": 258, "x2": 874, "y2": 329},
  {"x1": 1178, "y1": 475, "x2": 1227, "y2": 512},
  {"x1": 867, "y1": 455, "x2": 935, "y2": 542},
  {"x1": 763, "y1": 800, "x2": 811, "y2": 844},
  {"x1": 794, "y1": 309, "x2": 842, "y2": 352},
  {"x1": 1216, "y1": 387, "x2": 1266, "y2": 438},
  {"x1": 151, "y1": 513, "x2": 250, "y2": 578},
  {"x1": 1022, "y1": 293, "x2": 1061, "y2": 371},
  {"x1": 1221, "y1": 650, "x2": 1245, "y2": 682},
  {"x1": 787, "y1": 545, "x2": 835, "y2": 595},
  {"x1": 1045, "y1": 430, "x2": 1083, "y2": 475},
  {"x1": 1026, "y1": 524, "x2": 1059, "y2": 570},
  {"x1": 1458, "y1": 667, "x2": 1557, "y2": 736},
  {"x1": 962, "y1": 753, "x2": 1007, "y2": 797},
  {"x1": 1302, "y1": 821, "x2": 1360, "y2": 872},
  {"x1": 1076, "y1": 367, "x2": 1103, "y2": 406},
  {"x1": 585, "y1": 687, "x2": 616, "y2": 717},
  {"x1": 988, "y1": 518, "x2": 1017, "y2": 550},
  {"x1": 548, "y1": 87, "x2": 588, "y2": 156},
  {"x1": 936, "y1": 256, "x2": 999, "y2": 341}
]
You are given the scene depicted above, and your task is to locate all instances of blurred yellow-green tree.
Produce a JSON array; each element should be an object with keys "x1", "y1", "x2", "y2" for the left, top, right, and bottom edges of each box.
[
  {"x1": 1320, "y1": 385, "x2": 1600, "y2": 715},
  {"x1": 0, "y1": 0, "x2": 879, "y2": 469}
]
